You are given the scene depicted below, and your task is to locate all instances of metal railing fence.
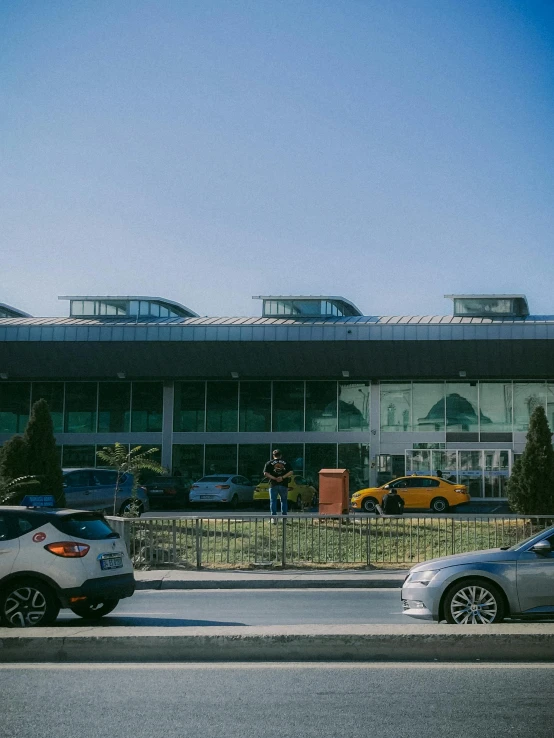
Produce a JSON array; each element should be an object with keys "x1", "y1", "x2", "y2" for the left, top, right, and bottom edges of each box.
[{"x1": 106, "y1": 514, "x2": 554, "y2": 569}]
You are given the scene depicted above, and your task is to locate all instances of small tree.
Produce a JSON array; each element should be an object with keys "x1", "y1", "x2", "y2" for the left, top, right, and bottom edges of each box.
[
  {"x1": 96, "y1": 443, "x2": 165, "y2": 516},
  {"x1": 507, "y1": 405, "x2": 554, "y2": 514},
  {"x1": 0, "y1": 436, "x2": 30, "y2": 504},
  {"x1": 23, "y1": 399, "x2": 65, "y2": 507}
]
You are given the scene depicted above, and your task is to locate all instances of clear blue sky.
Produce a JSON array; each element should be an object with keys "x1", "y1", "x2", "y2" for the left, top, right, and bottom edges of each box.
[{"x1": 2, "y1": 0, "x2": 553, "y2": 318}]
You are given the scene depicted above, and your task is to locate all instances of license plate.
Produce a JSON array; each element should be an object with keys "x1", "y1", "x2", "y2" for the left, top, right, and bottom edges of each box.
[
  {"x1": 200, "y1": 495, "x2": 213, "y2": 499},
  {"x1": 149, "y1": 489, "x2": 164, "y2": 495},
  {"x1": 99, "y1": 554, "x2": 123, "y2": 570}
]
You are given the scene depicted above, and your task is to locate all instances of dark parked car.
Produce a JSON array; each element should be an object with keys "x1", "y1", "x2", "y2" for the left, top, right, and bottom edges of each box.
[{"x1": 142, "y1": 476, "x2": 189, "y2": 510}]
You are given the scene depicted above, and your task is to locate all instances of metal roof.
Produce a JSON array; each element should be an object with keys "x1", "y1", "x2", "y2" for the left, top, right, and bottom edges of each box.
[{"x1": 252, "y1": 295, "x2": 363, "y2": 315}]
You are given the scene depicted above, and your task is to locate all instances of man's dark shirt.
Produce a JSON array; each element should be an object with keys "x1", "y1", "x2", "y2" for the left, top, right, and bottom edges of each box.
[
  {"x1": 263, "y1": 459, "x2": 293, "y2": 488},
  {"x1": 382, "y1": 493, "x2": 404, "y2": 514}
]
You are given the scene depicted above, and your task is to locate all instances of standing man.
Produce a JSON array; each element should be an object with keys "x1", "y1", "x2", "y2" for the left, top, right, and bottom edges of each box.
[{"x1": 264, "y1": 449, "x2": 293, "y2": 520}]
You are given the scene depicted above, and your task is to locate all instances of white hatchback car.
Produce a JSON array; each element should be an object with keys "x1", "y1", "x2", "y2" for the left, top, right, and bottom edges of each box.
[{"x1": 0, "y1": 506, "x2": 135, "y2": 627}]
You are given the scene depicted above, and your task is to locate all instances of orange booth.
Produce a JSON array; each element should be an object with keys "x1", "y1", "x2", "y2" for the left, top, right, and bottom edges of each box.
[{"x1": 318, "y1": 468, "x2": 349, "y2": 515}]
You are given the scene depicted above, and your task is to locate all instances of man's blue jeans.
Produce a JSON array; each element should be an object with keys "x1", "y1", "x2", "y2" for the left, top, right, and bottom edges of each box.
[{"x1": 269, "y1": 485, "x2": 288, "y2": 516}]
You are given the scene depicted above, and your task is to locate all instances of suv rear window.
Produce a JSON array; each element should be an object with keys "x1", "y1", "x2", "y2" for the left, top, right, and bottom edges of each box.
[
  {"x1": 53, "y1": 514, "x2": 119, "y2": 540},
  {"x1": 198, "y1": 476, "x2": 230, "y2": 483}
]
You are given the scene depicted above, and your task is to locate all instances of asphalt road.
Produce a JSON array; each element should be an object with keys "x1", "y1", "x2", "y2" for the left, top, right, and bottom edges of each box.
[
  {"x1": 2, "y1": 663, "x2": 553, "y2": 738},
  {"x1": 56, "y1": 589, "x2": 405, "y2": 627}
]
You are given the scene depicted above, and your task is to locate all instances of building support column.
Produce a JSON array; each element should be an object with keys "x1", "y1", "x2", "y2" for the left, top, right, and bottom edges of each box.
[
  {"x1": 162, "y1": 381, "x2": 174, "y2": 472},
  {"x1": 369, "y1": 379, "x2": 380, "y2": 487}
]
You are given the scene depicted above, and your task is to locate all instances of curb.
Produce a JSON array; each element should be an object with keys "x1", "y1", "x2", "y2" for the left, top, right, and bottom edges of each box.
[
  {"x1": 2, "y1": 625, "x2": 554, "y2": 663},
  {"x1": 134, "y1": 577, "x2": 405, "y2": 591}
]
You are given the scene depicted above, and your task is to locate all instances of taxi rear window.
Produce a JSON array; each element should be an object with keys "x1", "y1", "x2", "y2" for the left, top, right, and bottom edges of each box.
[{"x1": 53, "y1": 514, "x2": 119, "y2": 540}]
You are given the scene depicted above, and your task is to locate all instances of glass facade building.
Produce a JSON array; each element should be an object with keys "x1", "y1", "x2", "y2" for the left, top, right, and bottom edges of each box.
[{"x1": 1, "y1": 291, "x2": 551, "y2": 500}]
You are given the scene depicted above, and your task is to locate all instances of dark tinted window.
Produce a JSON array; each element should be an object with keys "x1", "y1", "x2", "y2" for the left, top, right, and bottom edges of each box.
[
  {"x1": 93, "y1": 470, "x2": 119, "y2": 485},
  {"x1": 0, "y1": 514, "x2": 13, "y2": 540},
  {"x1": 54, "y1": 514, "x2": 119, "y2": 540},
  {"x1": 64, "y1": 471, "x2": 92, "y2": 487}
]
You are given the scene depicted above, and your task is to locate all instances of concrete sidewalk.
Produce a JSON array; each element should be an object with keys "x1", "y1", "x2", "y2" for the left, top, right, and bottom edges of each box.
[{"x1": 135, "y1": 568, "x2": 408, "y2": 590}]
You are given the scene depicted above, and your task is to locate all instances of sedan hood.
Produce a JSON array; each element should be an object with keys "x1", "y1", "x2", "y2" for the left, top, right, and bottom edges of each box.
[{"x1": 410, "y1": 547, "x2": 517, "y2": 572}]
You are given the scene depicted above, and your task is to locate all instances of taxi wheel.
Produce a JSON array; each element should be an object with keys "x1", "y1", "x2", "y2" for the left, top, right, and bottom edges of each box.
[
  {"x1": 0, "y1": 578, "x2": 60, "y2": 628},
  {"x1": 361, "y1": 497, "x2": 378, "y2": 513},
  {"x1": 430, "y1": 497, "x2": 449, "y2": 513},
  {"x1": 70, "y1": 599, "x2": 119, "y2": 619}
]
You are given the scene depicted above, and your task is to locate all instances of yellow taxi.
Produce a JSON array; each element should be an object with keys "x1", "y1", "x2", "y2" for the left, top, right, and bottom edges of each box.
[
  {"x1": 350, "y1": 475, "x2": 470, "y2": 513},
  {"x1": 254, "y1": 474, "x2": 317, "y2": 510}
]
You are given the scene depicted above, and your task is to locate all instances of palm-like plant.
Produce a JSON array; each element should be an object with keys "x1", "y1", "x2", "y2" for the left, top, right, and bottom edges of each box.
[
  {"x1": 96, "y1": 443, "x2": 166, "y2": 516},
  {"x1": 0, "y1": 475, "x2": 39, "y2": 505}
]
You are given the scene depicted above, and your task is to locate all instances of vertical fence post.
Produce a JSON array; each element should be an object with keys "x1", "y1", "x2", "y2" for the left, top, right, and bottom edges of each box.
[
  {"x1": 281, "y1": 516, "x2": 287, "y2": 568},
  {"x1": 195, "y1": 518, "x2": 202, "y2": 569}
]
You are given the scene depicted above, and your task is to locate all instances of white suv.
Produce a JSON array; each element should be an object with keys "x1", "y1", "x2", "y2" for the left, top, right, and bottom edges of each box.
[{"x1": 0, "y1": 506, "x2": 135, "y2": 627}]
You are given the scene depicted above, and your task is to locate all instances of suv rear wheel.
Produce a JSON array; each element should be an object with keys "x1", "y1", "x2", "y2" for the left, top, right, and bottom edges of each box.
[
  {"x1": 0, "y1": 578, "x2": 60, "y2": 628},
  {"x1": 70, "y1": 599, "x2": 119, "y2": 619}
]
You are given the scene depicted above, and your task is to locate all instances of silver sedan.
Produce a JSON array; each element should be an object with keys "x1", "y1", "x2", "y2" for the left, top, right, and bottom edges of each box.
[
  {"x1": 189, "y1": 474, "x2": 254, "y2": 508},
  {"x1": 401, "y1": 525, "x2": 554, "y2": 624}
]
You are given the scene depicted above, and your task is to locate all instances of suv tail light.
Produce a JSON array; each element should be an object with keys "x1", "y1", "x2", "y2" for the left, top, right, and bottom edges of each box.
[
  {"x1": 45, "y1": 542, "x2": 90, "y2": 558},
  {"x1": 215, "y1": 485, "x2": 230, "y2": 490}
]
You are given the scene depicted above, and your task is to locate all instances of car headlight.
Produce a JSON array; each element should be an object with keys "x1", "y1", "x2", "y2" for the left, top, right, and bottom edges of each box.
[
  {"x1": 406, "y1": 570, "x2": 437, "y2": 586},
  {"x1": 351, "y1": 492, "x2": 361, "y2": 499}
]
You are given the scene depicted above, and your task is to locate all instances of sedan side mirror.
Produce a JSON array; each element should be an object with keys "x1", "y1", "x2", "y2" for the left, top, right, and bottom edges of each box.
[
  {"x1": 383, "y1": 484, "x2": 390, "y2": 490},
  {"x1": 531, "y1": 540, "x2": 552, "y2": 556}
]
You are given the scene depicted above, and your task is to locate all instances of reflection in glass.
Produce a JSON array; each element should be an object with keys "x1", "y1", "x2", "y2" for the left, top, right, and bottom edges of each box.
[
  {"x1": 380, "y1": 383, "x2": 411, "y2": 432},
  {"x1": 205, "y1": 444, "x2": 237, "y2": 475},
  {"x1": 62, "y1": 445, "x2": 96, "y2": 468},
  {"x1": 32, "y1": 382, "x2": 63, "y2": 432},
  {"x1": 338, "y1": 444, "x2": 370, "y2": 492},
  {"x1": 98, "y1": 382, "x2": 131, "y2": 433},
  {"x1": 445, "y1": 383, "x2": 480, "y2": 432},
  {"x1": 459, "y1": 450, "x2": 483, "y2": 498},
  {"x1": 431, "y1": 450, "x2": 457, "y2": 479},
  {"x1": 206, "y1": 383, "x2": 238, "y2": 432},
  {"x1": 0, "y1": 383, "x2": 30, "y2": 433},
  {"x1": 274, "y1": 444, "x2": 304, "y2": 473},
  {"x1": 406, "y1": 450, "x2": 431, "y2": 474},
  {"x1": 305, "y1": 382, "x2": 337, "y2": 432},
  {"x1": 131, "y1": 382, "x2": 163, "y2": 432},
  {"x1": 172, "y1": 445, "x2": 204, "y2": 485},
  {"x1": 239, "y1": 382, "x2": 271, "y2": 432},
  {"x1": 338, "y1": 382, "x2": 370, "y2": 431},
  {"x1": 479, "y1": 383, "x2": 513, "y2": 433},
  {"x1": 513, "y1": 383, "x2": 546, "y2": 432},
  {"x1": 413, "y1": 384, "x2": 445, "y2": 432},
  {"x1": 238, "y1": 444, "x2": 271, "y2": 485},
  {"x1": 272, "y1": 382, "x2": 304, "y2": 432},
  {"x1": 174, "y1": 382, "x2": 205, "y2": 432},
  {"x1": 65, "y1": 383, "x2": 97, "y2": 433},
  {"x1": 376, "y1": 454, "x2": 405, "y2": 486},
  {"x1": 305, "y1": 444, "x2": 337, "y2": 489}
]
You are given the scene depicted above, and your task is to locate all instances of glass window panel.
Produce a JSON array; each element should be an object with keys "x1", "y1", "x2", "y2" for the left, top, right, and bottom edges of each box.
[
  {"x1": 305, "y1": 443, "x2": 337, "y2": 489},
  {"x1": 64, "y1": 382, "x2": 97, "y2": 433},
  {"x1": 376, "y1": 454, "x2": 405, "y2": 486},
  {"x1": 150, "y1": 302, "x2": 160, "y2": 317},
  {"x1": 479, "y1": 382, "x2": 513, "y2": 433},
  {"x1": 129, "y1": 301, "x2": 139, "y2": 316},
  {"x1": 206, "y1": 382, "x2": 238, "y2": 432},
  {"x1": 445, "y1": 383, "x2": 479, "y2": 432},
  {"x1": 31, "y1": 382, "x2": 64, "y2": 433},
  {"x1": 62, "y1": 445, "x2": 96, "y2": 468},
  {"x1": 238, "y1": 444, "x2": 271, "y2": 485},
  {"x1": 380, "y1": 383, "x2": 411, "y2": 432},
  {"x1": 239, "y1": 382, "x2": 271, "y2": 432},
  {"x1": 98, "y1": 382, "x2": 131, "y2": 433},
  {"x1": 273, "y1": 444, "x2": 304, "y2": 473},
  {"x1": 71, "y1": 300, "x2": 84, "y2": 316},
  {"x1": 174, "y1": 382, "x2": 205, "y2": 432},
  {"x1": 338, "y1": 443, "x2": 370, "y2": 493},
  {"x1": 205, "y1": 444, "x2": 237, "y2": 475},
  {"x1": 172, "y1": 444, "x2": 204, "y2": 485},
  {"x1": 159, "y1": 306, "x2": 169, "y2": 317},
  {"x1": 459, "y1": 450, "x2": 483, "y2": 498},
  {"x1": 413, "y1": 383, "x2": 445, "y2": 432},
  {"x1": 338, "y1": 382, "x2": 370, "y2": 431},
  {"x1": 139, "y1": 301, "x2": 150, "y2": 316},
  {"x1": 0, "y1": 383, "x2": 30, "y2": 434},
  {"x1": 131, "y1": 382, "x2": 163, "y2": 432},
  {"x1": 431, "y1": 450, "x2": 457, "y2": 480},
  {"x1": 82, "y1": 301, "x2": 96, "y2": 316},
  {"x1": 406, "y1": 449, "x2": 431, "y2": 474},
  {"x1": 514, "y1": 383, "x2": 546, "y2": 432},
  {"x1": 272, "y1": 381, "x2": 304, "y2": 432},
  {"x1": 305, "y1": 381, "x2": 337, "y2": 432}
]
